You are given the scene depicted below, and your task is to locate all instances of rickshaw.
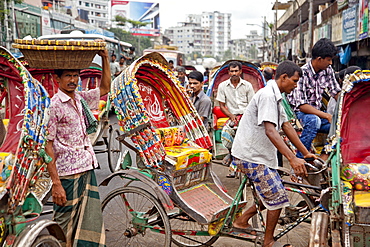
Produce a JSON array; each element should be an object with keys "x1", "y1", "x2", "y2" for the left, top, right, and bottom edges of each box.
[
  {"x1": 260, "y1": 61, "x2": 278, "y2": 76},
  {"x1": 310, "y1": 70, "x2": 370, "y2": 246},
  {"x1": 0, "y1": 46, "x2": 65, "y2": 246},
  {"x1": 205, "y1": 60, "x2": 265, "y2": 160},
  {"x1": 99, "y1": 52, "x2": 326, "y2": 247}
]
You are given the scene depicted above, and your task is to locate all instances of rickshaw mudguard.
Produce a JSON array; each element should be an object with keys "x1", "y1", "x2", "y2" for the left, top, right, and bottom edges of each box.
[
  {"x1": 13, "y1": 219, "x2": 65, "y2": 247},
  {"x1": 99, "y1": 169, "x2": 174, "y2": 211}
]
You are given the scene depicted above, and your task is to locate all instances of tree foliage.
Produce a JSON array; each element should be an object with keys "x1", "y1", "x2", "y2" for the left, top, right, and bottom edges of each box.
[{"x1": 108, "y1": 27, "x2": 152, "y2": 57}]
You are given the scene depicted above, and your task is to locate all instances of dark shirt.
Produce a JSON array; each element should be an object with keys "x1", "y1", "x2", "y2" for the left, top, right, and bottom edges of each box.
[{"x1": 191, "y1": 90, "x2": 212, "y2": 126}]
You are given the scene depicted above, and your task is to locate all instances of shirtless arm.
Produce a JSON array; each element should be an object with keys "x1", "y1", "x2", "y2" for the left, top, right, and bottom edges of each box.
[
  {"x1": 98, "y1": 49, "x2": 111, "y2": 97},
  {"x1": 282, "y1": 121, "x2": 317, "y2": 160},
  {"x1": 219, "y1": 102, "x2": 237, "y2": 122},
  {"x1": 264, "y1": 121, "x2": 307, "y2": 177},
  {"x1": 45, "y1": 141, "x2": 67, "y2": 206}
]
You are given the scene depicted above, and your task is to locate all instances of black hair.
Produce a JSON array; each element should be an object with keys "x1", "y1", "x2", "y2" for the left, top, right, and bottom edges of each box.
[
  {"x1": 188, "y1": 71, "x2": 204, "y2": 82},
  {"x1": 111, "y1": 54, "x2": 116, "y2": 58},
  {"x1": 311, "y1": 38, "x2": 338, "y2": 59},
  {"x1": 120, "y1": 56, "x2": 125, "y2": 59},
  {"x1": 275, "y1": 60, "x2": 302, "y2": 79},
  {"x1": 169, "y1": 60, "x2": 174, "y2": 64},
  {"x1": 54, "y1": 69, "x2": 80, "y2": 78},
  {"x1": 228, "y1": 61, "x2": 242, "y2": 71},
  {"x1": 262, "y1": 67, "x2": 274, "y2": 81},
  {"x1": 129, "y1": 47, "x2": 135, "y2": 51}
]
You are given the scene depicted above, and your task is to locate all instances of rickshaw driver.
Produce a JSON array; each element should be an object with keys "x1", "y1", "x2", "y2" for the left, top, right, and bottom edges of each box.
[
  {"x1": 231, "y1": 61, "x2": 316, "y2": 247},
  {"x1": 45, "y1": 48, "x2": 110, "y2": 247}
]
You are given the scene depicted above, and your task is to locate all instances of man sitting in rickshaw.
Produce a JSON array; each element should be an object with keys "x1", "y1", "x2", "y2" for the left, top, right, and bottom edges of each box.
[
  {"x1": 287, "y1": 38, "x2": 341, "y2": 160},
  {"x1": 216, "y1": 61, "x2": 255, "y2": 178}
]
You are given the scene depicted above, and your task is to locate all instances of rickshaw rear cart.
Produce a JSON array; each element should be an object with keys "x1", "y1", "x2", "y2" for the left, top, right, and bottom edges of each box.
[
  {"x1": 0, "y1": 46, "x2": 65, "y2": 246},
  {"x1": 311, "y1": 70, "x2": 370, "y2": 246}
]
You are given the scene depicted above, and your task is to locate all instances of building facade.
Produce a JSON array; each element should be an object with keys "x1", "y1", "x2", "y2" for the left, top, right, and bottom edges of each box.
[
  {"x1": 164, "y1": 22, "x2": 212, "y2": 59},
  {"x1": 276, "y1": 0, "x2": 370, "y2": 69},
  {"x1": 165, "y1": 11, "x2": 231, "y2": 59}
]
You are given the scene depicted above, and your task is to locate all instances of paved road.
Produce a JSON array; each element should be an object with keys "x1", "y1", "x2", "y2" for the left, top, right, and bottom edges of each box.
[
  {"x1": 90, "y1": 119, "x2": 256, "y2": 246},
  {"x1": 44, "y1": 114, "x2": 295, "y2": 246}
]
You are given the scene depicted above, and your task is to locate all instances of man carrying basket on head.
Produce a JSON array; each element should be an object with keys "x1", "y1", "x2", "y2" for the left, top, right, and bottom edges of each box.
[{"x1": 45, "y1": 45, "x2": 110, "y2": 247}]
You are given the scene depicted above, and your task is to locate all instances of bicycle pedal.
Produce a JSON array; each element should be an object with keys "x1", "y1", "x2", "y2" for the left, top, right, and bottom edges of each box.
[{"x1": 95, "y1": 140, "x2": 104, "y2": 146}]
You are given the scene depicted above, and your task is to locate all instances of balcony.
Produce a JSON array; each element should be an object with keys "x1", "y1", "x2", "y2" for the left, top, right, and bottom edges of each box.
[{"x1": 277, "y1": 0, "x2": 332, "y2": 31}]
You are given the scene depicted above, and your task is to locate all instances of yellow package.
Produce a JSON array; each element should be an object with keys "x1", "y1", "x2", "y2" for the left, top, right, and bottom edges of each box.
[
  {"x1": 164, "y1": 146, "x2": 212, "y2": 170},
  {"x1": 354, "y1": 191, "x2": 370, "y2": 207},
  {"x1": 216, "y1": 118, "x2": 229, "y2": 129}
]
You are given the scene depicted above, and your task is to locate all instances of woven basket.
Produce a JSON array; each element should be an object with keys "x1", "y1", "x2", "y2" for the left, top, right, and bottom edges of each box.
[{"x1": 12, "y1": 39, "x2": 106, "y2": 69}]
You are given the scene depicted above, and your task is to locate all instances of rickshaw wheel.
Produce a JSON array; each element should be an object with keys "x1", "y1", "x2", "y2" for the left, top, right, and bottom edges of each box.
[
  {"x1": 107, "y1": 128, "x2": 122, "y2": 173},
  {"x1": 251, "y1": 184, "x2": 315, "y2": 247},
  {"x1": 31, "y1": 235, "x2": 62, "y2": 247},
  {"x1": 102, "y1": 186, "x2": 172, "y2": 247},
  {"x1": 169, "y1": 207, "x2": 219, "y2": 247},
  {"x1": 277, "y1": 186, "x2": 315, "y2": 246}
]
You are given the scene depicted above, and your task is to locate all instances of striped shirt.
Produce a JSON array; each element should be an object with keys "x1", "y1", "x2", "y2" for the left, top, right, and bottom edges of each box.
[{"x1": 287, "y1": 61, "x2": 341, "y2": 112}]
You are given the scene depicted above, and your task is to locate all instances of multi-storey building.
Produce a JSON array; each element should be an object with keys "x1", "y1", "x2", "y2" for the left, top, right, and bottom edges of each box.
[
  {"x1": 200, "y1": 11, "x2": 231, "y2": 58},
  {"x1": 165, "y1": 11, "x2": 231, "y2": 59},
  {"x1": 65, "y1": 0, "x2": 108, "y2": 28},
  {"x1": 164, "y1": 22, "x2": 212, "y2": 59}
]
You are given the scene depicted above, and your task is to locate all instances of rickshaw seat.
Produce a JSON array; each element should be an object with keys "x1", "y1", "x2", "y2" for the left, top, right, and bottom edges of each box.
[
  {"x1": 212, "y1": 106, "x2": 228, "y2": 130},
  {"x1": 155, "y1": 126, "x2": 212, "y2": 170}
]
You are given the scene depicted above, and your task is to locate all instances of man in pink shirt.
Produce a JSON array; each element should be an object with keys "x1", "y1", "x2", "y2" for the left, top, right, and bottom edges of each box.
[{"x1": 45, "y1": 48, "x2": 110, "y2": 247}]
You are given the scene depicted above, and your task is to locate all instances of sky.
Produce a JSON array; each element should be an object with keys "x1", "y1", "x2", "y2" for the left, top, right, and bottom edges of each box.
[{"x1": 155, "y1": 0, "x2": 281, "y2": 39}]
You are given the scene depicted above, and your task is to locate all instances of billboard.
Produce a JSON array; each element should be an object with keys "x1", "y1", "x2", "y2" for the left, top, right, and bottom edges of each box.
[
  {"x1": 111, "y1": 1, "x2": 160, "y2": 36},
  {"x1": 358, "y1": 0, "x2": 369, "y2": 40},
  {"x1": 342, "y1": 4, "x2": 358, "y2": 44}
]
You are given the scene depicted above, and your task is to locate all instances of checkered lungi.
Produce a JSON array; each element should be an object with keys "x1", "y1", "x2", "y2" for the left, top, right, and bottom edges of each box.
[
  {"x1": 53, "y1": 170, "x2": 106, "y2": 247},
  {"x1": 233, "y1": 158, "x2": 290, "y2": 210}
]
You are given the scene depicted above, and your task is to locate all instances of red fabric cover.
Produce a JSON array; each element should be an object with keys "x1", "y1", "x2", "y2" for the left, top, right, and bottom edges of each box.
[
  {"x1": 137, "y1": 81, "x2": 170, "y2": 128},
  {"x1": 0, "y1": 57, "x2": 24, "y2": 153},
  {"x1": 211, "y1": 64, "x2": 264, "y2": 98},
  {"x1": 28, "y1": 69, "x2": 58, "y2": 98},
  {"x1": 341, "y1": 82, "x2": 370, "y2": 164},
  {"x1": 212, "y1": 106, "x2": 228, "y2": 119}
]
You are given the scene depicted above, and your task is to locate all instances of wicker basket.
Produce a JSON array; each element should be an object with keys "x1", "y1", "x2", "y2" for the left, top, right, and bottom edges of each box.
[{"x1": 12, "y1": 39, "x2": 106, "y2": 69}]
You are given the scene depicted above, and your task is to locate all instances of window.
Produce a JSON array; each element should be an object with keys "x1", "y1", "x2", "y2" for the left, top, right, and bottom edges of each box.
[{"x1": 85, "y1": 2, "x2": 89, "y2": 7}]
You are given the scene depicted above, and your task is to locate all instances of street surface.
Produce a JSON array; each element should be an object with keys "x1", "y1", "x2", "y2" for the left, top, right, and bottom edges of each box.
[{"x1": 43, "y1": 114, "x2": 294, "y2": 247}]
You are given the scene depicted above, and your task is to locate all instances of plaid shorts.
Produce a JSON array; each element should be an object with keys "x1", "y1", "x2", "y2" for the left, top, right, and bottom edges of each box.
[{"x1": 233, "y1": 158, "x2": 290, "y2": 210}]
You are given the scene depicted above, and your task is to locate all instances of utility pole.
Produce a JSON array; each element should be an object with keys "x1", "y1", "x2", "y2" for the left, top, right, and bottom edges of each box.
[
  {"x1": 263, "y1": 16, "x2": 266, "y2": 62},
  {"x1": 4, "y1": 0, "x2": 11, "y2": 50},
  {"x1": 11, "y1": 0, "x2": 17, "y2": 41},
  {"x1": 308, "y1": 0, "x2": 314, "y2": 58},
  {"x1": 274, "y1": 0, "x2": 278, "y2": 62}
]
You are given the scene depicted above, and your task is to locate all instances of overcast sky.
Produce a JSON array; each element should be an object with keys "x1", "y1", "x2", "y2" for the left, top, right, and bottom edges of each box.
[{"x1": 156, "y1": 0, "x2": 281, "y2": 39}]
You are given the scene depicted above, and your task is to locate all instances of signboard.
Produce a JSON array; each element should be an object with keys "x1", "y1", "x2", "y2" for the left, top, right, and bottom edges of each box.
[
  {"x1": 111, "y1": 1, "x2": 160, "y2": 36},
  {"x1": 358, "y1": 0, "x2": 369, "y2": 40},
  {"x1": 342, "y1": 4, "x2": 358, "y2": 43}
]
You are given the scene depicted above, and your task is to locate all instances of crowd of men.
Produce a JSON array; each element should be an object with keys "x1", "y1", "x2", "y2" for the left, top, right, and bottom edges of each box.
[{"x1": 45, "y1": 37, "x2": 362, "y2": 247}]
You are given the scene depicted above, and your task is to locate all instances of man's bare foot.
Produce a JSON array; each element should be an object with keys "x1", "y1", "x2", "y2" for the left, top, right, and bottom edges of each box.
[{"x1": 232, "y1": 223, "x2": 257, "y2": 235}]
